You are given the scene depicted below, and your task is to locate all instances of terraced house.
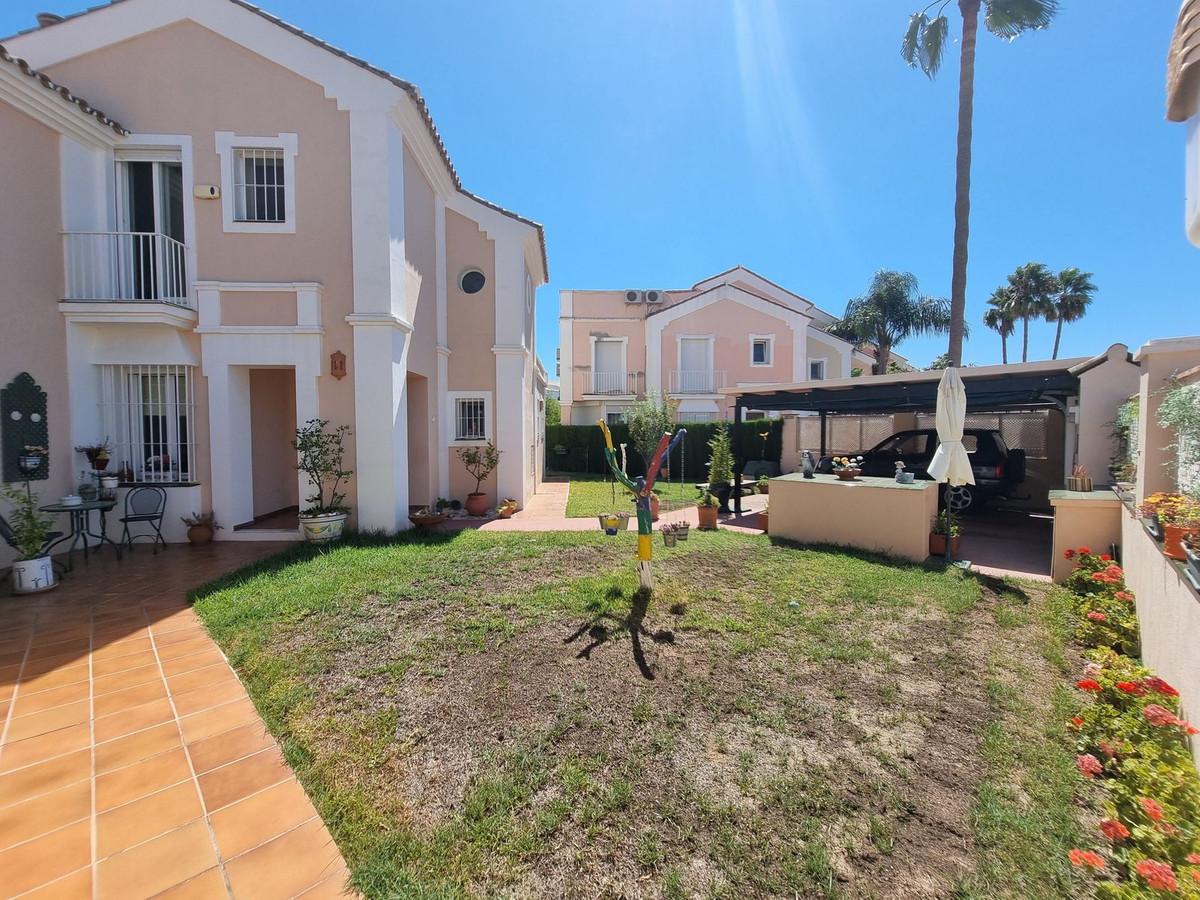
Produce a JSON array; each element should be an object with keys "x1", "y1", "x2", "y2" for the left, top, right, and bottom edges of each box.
[
  {"x1": 0, "y1": 0, "x2": 548, "y2": 554},
  {"x1": 558, "y1": 266, "x2": 884, "y2": 425}
]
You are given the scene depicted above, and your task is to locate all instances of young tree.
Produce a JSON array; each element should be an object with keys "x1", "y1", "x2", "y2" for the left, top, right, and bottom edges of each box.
[
  {"x1": 982, "y1": 287, "x2": 1016, "y2": 364},
  {"x1": 902, "y1": 0, "x2": 1059, "y2": 366},
  {"x1": 625, "y1": 393, "x2": 677, "y2": 473},
  {"x1": 1048, "y1": 267, "x2": 1097, "y2": 359},
  {"x1": 831, "y1": 270, "x2": 953, "y2": 375}
]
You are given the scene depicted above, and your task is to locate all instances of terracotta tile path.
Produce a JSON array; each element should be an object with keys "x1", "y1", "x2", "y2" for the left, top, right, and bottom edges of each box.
[{"x1": 0, "y1": 542, "x2": 354, "y2": 899}]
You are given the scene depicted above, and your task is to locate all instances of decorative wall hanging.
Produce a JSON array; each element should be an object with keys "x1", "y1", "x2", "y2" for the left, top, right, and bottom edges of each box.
[
  {"x1": 330, "y1": 350, "x2": 347, "y2": 380},
  {"x1": 2, "y1": 373, "x2": 49, "y2": 483}
]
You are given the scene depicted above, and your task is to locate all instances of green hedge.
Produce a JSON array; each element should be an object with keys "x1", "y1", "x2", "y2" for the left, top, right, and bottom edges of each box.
[{"x1": 545, "y1": 420, "x2": 782, "y2": 478}]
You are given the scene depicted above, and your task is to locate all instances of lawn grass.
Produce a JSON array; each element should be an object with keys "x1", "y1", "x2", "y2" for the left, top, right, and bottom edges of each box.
[
  {"x1": 192, "y1": 530, "x2": 1082, "y2": 898},
  {"x1": 563, "y1": 473, "x2": 702, "y2": 518}
]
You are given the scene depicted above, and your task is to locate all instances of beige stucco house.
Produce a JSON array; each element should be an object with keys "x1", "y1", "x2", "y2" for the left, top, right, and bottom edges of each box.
[
  {"x1": 558, "y1": 266, "x2": 875, "y2": 425},
  {"x1": 0, "y1": 0, "x2": 547, "y2": 554}
]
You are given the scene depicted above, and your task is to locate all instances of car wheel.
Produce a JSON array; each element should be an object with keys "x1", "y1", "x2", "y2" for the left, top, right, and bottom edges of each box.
[{"x1": 943, "y1": 484, "x2": 976, "y2": 514}]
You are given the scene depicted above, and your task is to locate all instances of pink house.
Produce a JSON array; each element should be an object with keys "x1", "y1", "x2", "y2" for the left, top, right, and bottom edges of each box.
[
  {"x1": 558, "y1": 266, "x2": 876, "y2": 424},
  {"x1": 0, "y1": 0, "x2": 548, "y2": 556}
]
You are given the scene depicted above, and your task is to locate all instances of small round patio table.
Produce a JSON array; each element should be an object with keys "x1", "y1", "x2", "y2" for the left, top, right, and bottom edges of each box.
[{"x1": 39, "y1": 499, "x2": 122, "y2": 570}]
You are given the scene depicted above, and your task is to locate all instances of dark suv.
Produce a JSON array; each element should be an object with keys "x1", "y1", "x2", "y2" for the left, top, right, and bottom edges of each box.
[{"x1": 815, "y1": 428, "x2": 1026, "y2": 512}]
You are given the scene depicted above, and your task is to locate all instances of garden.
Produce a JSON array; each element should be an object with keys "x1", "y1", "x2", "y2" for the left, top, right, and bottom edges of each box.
[{"x1": 193, "y1": 529, "x2": 1091, "y2": 899}]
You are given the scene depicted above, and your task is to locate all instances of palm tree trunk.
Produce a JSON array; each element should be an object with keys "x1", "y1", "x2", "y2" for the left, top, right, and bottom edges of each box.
[
  {"x1": 1000, "y1": 332, "x2": 1008, "y2": 365},
  {"x1": 876, "y1": 342, "x2": 891, "y2": 376},
  {"x1": 947, "y1": 0, "x2": 980, "y2": 367},
  {"x1": 1022, "y1": 315, "x2": 1029, "y2": 363},
  {"x1": 1052, "y1": 318, "x2": 1063, "y2": 360}
]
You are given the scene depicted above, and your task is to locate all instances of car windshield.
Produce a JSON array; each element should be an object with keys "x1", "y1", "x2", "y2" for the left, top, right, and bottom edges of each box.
[{"x1": 872, "y1": 433, "x2": 927, "y2": 456}]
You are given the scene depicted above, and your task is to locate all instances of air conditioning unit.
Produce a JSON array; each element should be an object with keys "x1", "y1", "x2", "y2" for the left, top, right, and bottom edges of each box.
[
  {"x1": 624, "y1": 290, "x2": 645, "y2": 303},
  {"x1": 644, "y1": 290, "x2": 666, "y2": 303}
]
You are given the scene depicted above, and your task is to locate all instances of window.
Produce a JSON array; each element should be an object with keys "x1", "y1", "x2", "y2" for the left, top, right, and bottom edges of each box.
[
  {"x1": 98, "y1": 365, "x2": 196, "y2": 483},
  {"x1": 750, "y1": 335, "x2": 773, "y2": 367},
  {"x1": 448, "y1": 391, "x2": 492, "y2": 443},
  {"x1": 606, "y1": 411, "x2": 625, "y2": 425},
  {"x1": 460, "y1": 269, "x2": 486, "y2": 294},
  {"x1": 234, "y1": 148, "x2": 285, "y2": 222},
  {"x1": 215, "y1": 132, "x2": 297, "y2": 233},
  {"x1": 809, "y1": 359, "x2": 826, "y2": 381}
]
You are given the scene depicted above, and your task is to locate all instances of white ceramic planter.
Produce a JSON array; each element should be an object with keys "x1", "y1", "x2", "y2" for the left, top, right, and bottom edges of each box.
[
  {"x1": 299, "y1": 512, "x2": 348, "y2": 543},
  {"x1": 12, "y1": 556, "x2": 56, "y2": 593}
]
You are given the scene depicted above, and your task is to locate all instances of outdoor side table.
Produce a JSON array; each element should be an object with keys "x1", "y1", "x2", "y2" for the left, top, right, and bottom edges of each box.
[{"x1": 39, "y1": 499, "x2": 122, "y2": 570}]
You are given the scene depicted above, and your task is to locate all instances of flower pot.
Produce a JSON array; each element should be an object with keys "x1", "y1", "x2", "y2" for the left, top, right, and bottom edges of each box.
[
  {"x1": 299, "y1": 512, "x2": 348, "y2": 543},
  {"x1": 465, "y1": 493, "x2": 491, "y2": 517},
  {"x1": 929, "y1": 533, "x2": 960, "y2": 557},
  {"x1": 895, "y1": 472, "x2": 915, "y2": 485},
  {"x1": 697, "y1": 505, "x2": 719, "y2": 530},
  {"x1": 186, "y1": 524, "x2": 214, "y2": 545},
  {"x1": 758, "y1": 510, "x2": 769, "y2": 532},
  {"x1": 662, "y1": 531, "x2": 677, "y2": 548},
  {"x1": 1145, "y1": 514, "x2": 1163, "y2": 541},
  {"x1": 676, "y1": 523, "x2": 689, "y2": 541},
  {"x1": 1066, "y1": 476, "x2": 1093, "y2": 493},
  {"x1": 649, "y1": 494, "x2": 661, "y2": 522},
  {"x1": 496, "y1": 506, "x2": 515, "y2": 519},
  {"x1": 409, "y1": 513, "x2": 446, "y2": 529},
  {"x1": 835, "y1": 469, "x2": 862, "y2": 481},
  {"x1": 18, "y1": 454, "x2": 43, "y2": 474},
  {"x1": 1163, "y1": 524, "x2": 1192, "y2": 561},
  {"x1": 757, "y1": 482, "x2": 769, "y2": 495},
  {"x1": 714, "y1": 483, "x2": 732, "y2": 514},
  {"x1": 598, "y1": 513, "x2": 629, "y2": 535},
  {"x1": 11, "y1": 556, "x2": 56, "y2": 593}
]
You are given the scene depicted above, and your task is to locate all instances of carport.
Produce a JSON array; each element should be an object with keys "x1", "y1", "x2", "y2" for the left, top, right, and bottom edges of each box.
[{"x1": 724, "y1": 347, "x2": 1140, "y2": 577}]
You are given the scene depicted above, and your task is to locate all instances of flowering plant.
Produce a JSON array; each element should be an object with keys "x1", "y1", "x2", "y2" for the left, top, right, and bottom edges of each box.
[
  {"x1": 1139, "y1": 492, "x2": 1200, "y2": 528},
  {"x1": 831, "y1": 455, "x2": 863, "y2": 472}
]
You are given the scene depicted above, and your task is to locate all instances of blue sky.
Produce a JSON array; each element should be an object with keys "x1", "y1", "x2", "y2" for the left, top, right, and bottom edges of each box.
[{"x1": 6, "y1": 1, "x2": 1196, "y2": 371}]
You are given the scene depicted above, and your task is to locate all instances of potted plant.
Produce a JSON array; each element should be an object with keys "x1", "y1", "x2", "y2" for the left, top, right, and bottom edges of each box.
[
  {"x1": 496, "y1": 498, "x2": 518, "y2": 519},
  {"x1": 1, "y1": 482, "x2": 56, "y2": 593},
  {"x1": 1184, "y1": 533, "x2": 1200, "y2": 583},
  {"x1": 293, "y1": 418, "x2": 353, "y2": 542},
  {"x1": 180, "y1": 511, "x2": 221, "y2": 545},
  {"x1": 598, "y1": 511, "x2": 630, "y2": 535},
  {"x1": 758, "y1": 503, "x2": 769, "y2": 533},
  {"x1": 1141, "y1": 493, "x2": 1200, "y2": 561},
  {"x1": 832, "y1": 456, "x2": 863, "y2": 481},
  {"x1": 707, "y1": 427, "x2": 734, "y2": 512},
  {"x1": 1066, "y1": 464, "x2": 1094, "y2": 493},
  {"x1": 676, "y1": 520, "x2": 690, "y2": 541},
  {"x1": 757, "y1": 475, "x2": 770, "y2": 495},
  {"x1": 894, "y1": 461, "x2": 914, "y2": 485},
  {"x1": 697, "y1": 490, "x2": 719, "y2": 530},
  {"x1": 929, "y1": 510, "x2": 961, "y2": 557},
  {"x1": 457, "y1": 441, "x2": 501, "y2": 517},
  {"x1": 661, "y1": 522, "x2": 679, "y2": 548},
  {"x1": 17, "y1": 445, "x2": 46, "y2": 477},
  {"x1": 409, "y1": 507, "x2": 446, "y2": 528},
  {"x1": 74, "y1": 439, "x2": 112, "y2": 472}
]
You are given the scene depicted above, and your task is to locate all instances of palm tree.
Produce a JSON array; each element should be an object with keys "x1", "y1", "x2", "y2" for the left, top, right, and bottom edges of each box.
[
  {"x1": 982, "y1": 287, "x2": 1016, "y2": 364},
  {"x1": 902, "y1": 0, "x2": 1058, "y2": 367},
  {"x1": 830, "y1": 270, "x2": 953, "y2": 375},
  {"x1": 1003, "y1": 262, "x2": 1058, "y2": 363},
  {"x1": 1047, "y1": 267, "x2": 1097, "y2": 359}
]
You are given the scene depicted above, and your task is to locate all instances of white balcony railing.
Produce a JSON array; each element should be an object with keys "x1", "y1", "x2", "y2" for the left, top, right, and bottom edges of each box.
[
  {"x1": 63, "y1": 231, "x2": 191, "y2": 308},
  {"x1": 669, "y1": 369, "x2": 727, "y2": 394},
  {"x1": 576, "y1": 370, "x2": 644, "y2": 396}
]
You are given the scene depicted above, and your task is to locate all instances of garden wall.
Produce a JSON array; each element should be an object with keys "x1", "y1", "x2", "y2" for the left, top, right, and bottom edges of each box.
[
  {"x1": 545, "y1": 420, "x2": 782, "y2": 477},
  {"x1": 1121, "y1": 509, "x2": 1200, "y2": 770}
]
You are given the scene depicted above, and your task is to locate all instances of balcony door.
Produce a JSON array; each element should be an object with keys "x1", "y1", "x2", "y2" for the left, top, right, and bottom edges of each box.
[
  {"x1": 116, "y1": 158, "x2": 185, "y2": 301},
  {"x1": 679, "y1": 337, "x2": 712, "y2": 393},
  {"x1": 592, "y1": 339, "x2": 624, "y2": 395}
]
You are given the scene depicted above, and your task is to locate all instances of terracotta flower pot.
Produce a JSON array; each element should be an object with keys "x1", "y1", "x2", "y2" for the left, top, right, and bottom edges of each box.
[
  {"x1": 465, "y1": 493, "x2": 490, "y2": 517},
  {"x1": 649, "y1": 494, "x2": 660, "y2": 522},
  {"x1": 697, "y1": 505, "x2": 719, "y2": 530},
  {"x1": 186, "y1": 524, "x2": 214, "y2": 545},
  {"x1": 929, "y1": 533, "x2": 960, "y2": 557},
  {"x1": 836, "y1": 469, "x2": 862, "y2": 481},
  {"x1": 409, "y1": 513, "x2": 446, "y2": 529},
  {"x1": 1163, "y1": 524, "x2": 1192, "y2": 561},
  {"x1": 758, "y1": 510, "x2": 769, "y2": 532}
]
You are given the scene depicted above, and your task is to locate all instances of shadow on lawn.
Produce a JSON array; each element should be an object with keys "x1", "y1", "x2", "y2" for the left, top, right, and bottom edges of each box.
[{"x1": 564, "y1": 585, "x2": 676, "y2": 680}]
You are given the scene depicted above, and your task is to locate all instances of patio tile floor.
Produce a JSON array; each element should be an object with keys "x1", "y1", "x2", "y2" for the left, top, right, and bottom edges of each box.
[{"x1": 0, "y1": 542, "x2": 355, "y2": 899}]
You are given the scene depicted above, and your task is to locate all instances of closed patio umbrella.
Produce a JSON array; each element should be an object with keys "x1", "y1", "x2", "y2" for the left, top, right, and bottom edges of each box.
[{"x1": 927, "y1": 367, "x2": 974, "y2": 560}]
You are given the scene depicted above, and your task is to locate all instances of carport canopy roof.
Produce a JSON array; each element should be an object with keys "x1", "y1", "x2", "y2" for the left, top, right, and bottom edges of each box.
[{"x1": 722, "y1": 355, "x2": 1112, "y2": 414}]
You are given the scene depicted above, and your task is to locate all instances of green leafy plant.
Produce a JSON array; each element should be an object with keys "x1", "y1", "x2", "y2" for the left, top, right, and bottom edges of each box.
[
  {"x1": 292, "y1": 418, "x2": 352, "y2": 516},
  {"x1": 1157, "y1": 381, "x2": 1200, "y2": 496},
  {"x1": 180, "y1": 511, "x2": 221, "y2": 529},
  {"x1": 697, "y1": 490, "x2": 718, "y2": 508},
  {"x1": 626, "y1": 393, "x2": 677, "y2": 472},
  {"x1": 706, "y1": 427, "x2": 733, "y2": 487},
  {"x1": 1, "y1": 483, "x2": 54, "y2": 561},
  {"x1": 931, "y1": 510, "x2": 960, "y2": 537},
  {"x1": 457, "y1": 441, "x2": 501, "y2": 496}
]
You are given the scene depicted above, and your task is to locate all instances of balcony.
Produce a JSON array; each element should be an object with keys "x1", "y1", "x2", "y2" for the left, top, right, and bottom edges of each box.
[
  {"x1": 669, "y1": 369, "x2": 727, "y2": 394},
  {"x1": 63, "y1": 231, "x2": 191, "y2": 309},
  {"x1": 575, "y1": 370, "x2": 644, "y2": 397}
]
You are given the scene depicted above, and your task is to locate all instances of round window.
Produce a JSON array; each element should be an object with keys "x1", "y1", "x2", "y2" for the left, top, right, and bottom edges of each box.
[{"x1": 459, "y1": 269, "x2": 486, "y2": 294}]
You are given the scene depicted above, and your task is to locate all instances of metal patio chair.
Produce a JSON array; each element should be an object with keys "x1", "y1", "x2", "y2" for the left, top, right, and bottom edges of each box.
[{"x1": 119, "y1": 486, "x2": 167, "y2": 554}]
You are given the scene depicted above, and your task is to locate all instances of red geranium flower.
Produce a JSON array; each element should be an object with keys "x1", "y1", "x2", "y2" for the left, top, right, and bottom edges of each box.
[
  {"x1": 1135, "y1": 859, "x2": 1178, "y2": 892},
  {"x1": 1087, "y1": 611, "x2": 1108, "y2": 622},
  {"x1": 1144, "y1": 677, "x2": 1180, "y2": 697},
  {"x1": 1068, "y1": 849, "x2": 1106, "y2": 870},
  {"x1": 1076, "y1": 679, "x2": 1102, "y2": 693},
  {"x1": 1100, "y1": 554, "x2": 1113, "y2": 561},
  {"x1": 1144, "y1": 704, "x2": 1182, "y2": 727},
  {"x1": 1078, "y1": 546, "x2": 1093, "y2": 555},
  {"x1": 1077, "y1": 754, "x2": 1103, "y2": 778},
  {"x1": 1069, "y1": 716, "x2": 1084, "y2": 730},
  {"x1": 1100, "y1": 818, "x2": 1130, "y2": 842},
  {"x1": 1116, "y1": 681, "x2": 1144, "y2": 695},
  {"x1": 1115, "y1": 591, "x2": 1135, "y2": 602},
  {"x1": 1064, "y1": 548, "x2": 1076, "y2": 559},
  {"x1": 1098, "y1": 740, "x2": 1119, "y2": 759},
  {"x1": 1140, "y1": 797, "x2": 1165, "y2": 822},
  {"x1": 1187, "y1": 853, "x2": 1200, "y2": 864}
]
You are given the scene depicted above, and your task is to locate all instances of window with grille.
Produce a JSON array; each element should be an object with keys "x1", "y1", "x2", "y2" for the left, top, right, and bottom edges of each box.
[
  {"x1": 233, "y1": 148, "x2": 286, "y2": 223},
  {"x1": 455, "y1": 398, "x2": 487, "y2": 441},
  {"x1": 98, "y1": 365, "x2": 196, "y2": 483}
]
